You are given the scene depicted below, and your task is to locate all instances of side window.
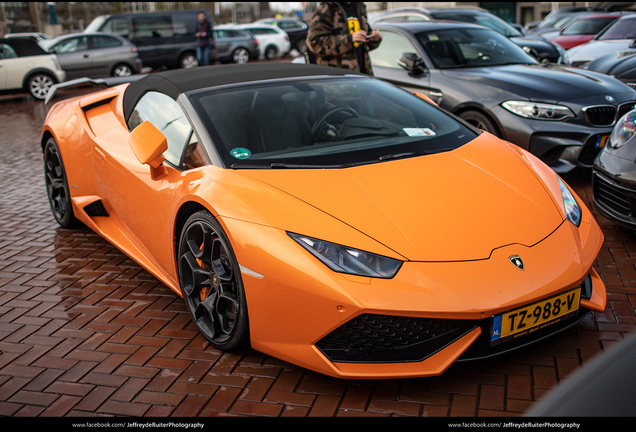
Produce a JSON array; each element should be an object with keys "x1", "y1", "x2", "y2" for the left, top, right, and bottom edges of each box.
[
  {"x1": 0, "y1": 43, "x2": 18, "y2": 59},
  {"x1": 369, "y1": 31, "x2": 418, "y2": 69},
  {"x1": 102, "y1": 17, "x2": 130, "y2": 39},
  {"x1": 246, "y1": 28, "x2": 265, "y2": 35},
  {"x1": 92, "y1": 35, "x2": 123, "y2": 49},
  {"x1": 173, "y1": 12, "x2": 197, "y2": 36},
  {"x1": 53, "y1": 36, "x2": 88, "y2": 53},
  {"x1": 406, "y1": 15, "x2": 429, "y2": 22},
  {"x1": 377, "y1": 16, "x2": 406, "y2": 23},
  {"x1": 128, "y1": 91, "x2": 192, "y2": 168},
  {"x1": 181, "y1": 132, "x2": 208, "y2": 170},
  {"x1": 214, "y1": 30, "x2": 227, "y2": 39},
  {"x1": 279, "y1": 21, "x2": 301, "y2": 30},
  {"x1": 133, "y1": 15, "x2": 174, "y2": 38},
  {"x1": 226, "y1": 30, "x2": 244, "y2": 39}
]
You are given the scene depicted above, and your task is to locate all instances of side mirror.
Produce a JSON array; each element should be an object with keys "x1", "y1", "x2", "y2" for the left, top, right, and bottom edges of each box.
[
  {"x1": 630, "y1": 39, "x2": 636, "y2": 49},
  {"x1": 397, "y1": 52, "x2": 426, "y2": 74},
  {"x1": 129, "y1": 120, "x2": 168, "y2": 180},
  {"x1": 511, "y1": 24, "x2": 525, "y2": 35}
]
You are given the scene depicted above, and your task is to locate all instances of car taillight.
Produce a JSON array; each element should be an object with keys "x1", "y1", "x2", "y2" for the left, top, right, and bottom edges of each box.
[
  {"x1": 285, "y1": 36, "x2": 289, "y2": 41},
  {"x1": 131, "y1": 47, "x2": 137, "y2": 53}
]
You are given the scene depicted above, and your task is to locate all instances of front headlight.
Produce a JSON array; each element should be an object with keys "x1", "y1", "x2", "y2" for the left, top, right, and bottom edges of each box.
[
  {"x1": 558, "y1": 177, "x2": 582, "y2": 227},
  {"x1": 502, "y1": 101, "x2": 575, "y2": 120},
  {"x1": 288, "y1": 233, "x2": 402, "y2": 278},
  {"x1": 609, "y1": 109, "x2": 636, "y2": 149}
]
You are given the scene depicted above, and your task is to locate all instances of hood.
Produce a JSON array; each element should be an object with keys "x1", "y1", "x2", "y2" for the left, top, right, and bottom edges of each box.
[
  {"x1": 586, "y1": 49, "x2": 636, "y2": 75},
  {"x1": 240, "y1": 135, "x2": 564, "y2": 262},
  {"x1": 568, "y1": 40, "x2": 632, "y2": 62},
  {"x1": 441, "y1": 64, "x2": 625, "y2": 102}
]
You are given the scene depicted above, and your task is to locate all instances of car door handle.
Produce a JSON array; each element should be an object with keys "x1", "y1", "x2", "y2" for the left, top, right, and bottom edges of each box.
[
  {"x1": 83, "y1": 54, "x2": 90, "y2": 58},
  {"x1": 429, "y1": 91, "x2": 443, "y2": 98}
]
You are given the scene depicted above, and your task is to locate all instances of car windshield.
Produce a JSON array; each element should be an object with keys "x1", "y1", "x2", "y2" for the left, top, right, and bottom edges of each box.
[
  {"x1": 597, "y1": 17, "x2": 636, "y2": 40},
  {"x1": 432, "y1": 12, "x2": 522, "y2": 37},
  {"x1": 536, "y1": 14, "x2": 571, "y2": 29},
  {"x1": 415, "y1": 28, "x2": 537, "y2": 69},
  {"x1": 562, "y1": 17, "x2": 618, "y2": 35},
  {"x1": 189, "y1": 77, "x2": 476, "y2": 169}
]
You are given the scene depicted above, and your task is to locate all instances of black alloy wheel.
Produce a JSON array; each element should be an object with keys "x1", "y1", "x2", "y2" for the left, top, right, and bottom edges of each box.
[
  {"x1": 44, "y1": 138, "x2": 78, "y2": 228},
  {"x1": 178, "y1": 211, "x2": 250, "y2": 351},
  {"x1": 459, "y1": 110, "x2": 500, "y2": 137}
]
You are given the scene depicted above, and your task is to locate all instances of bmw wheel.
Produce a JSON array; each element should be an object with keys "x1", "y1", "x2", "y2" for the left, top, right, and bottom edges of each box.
[
  {"x1": 296, "y1": 39, "x2": 308, "y2": 55},
  {"x1": 111, "y1": 63, "x2": 132, "y2": 77},
  {"x1": 44, "y1": 138, "x2": 79, "y2": 228},
  {"x1": 231, "y1": 48, "x2": 250, "y2": 64},
  {"x1": 178, "y1": 211, "x2": 250, "y2": 351},
  {"x1": 28, "y1": 73, "x2": 54, "y2": 100},
  {"x1": 459, "y1": 110, "x2": 500, "y2": 137}
]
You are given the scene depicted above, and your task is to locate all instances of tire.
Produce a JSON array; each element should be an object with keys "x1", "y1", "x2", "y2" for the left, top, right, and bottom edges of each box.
[
  {"x1": 178, "y1": 211, "x2": 250, "y2": 351},
  {"x1": 111, "y1": 63, "x2": 132, "y2": 77},
  {"x1": 44, "y1": 138, "x2": 79, "y2": 228},
  {"x1": 180, "y1": 52, "x2": 198, "y2": 69},
  {"x1": 296, "y1": 38, "x2": 308, "y2": 55},
  {"x1": 28, "y1": 73, "x2": 54, "y2": 100},
  {"x1": 231, "y1": 47, "x2": 250, "y2": 64},
  {"x1": 458, "y1": 110, "x2": 500, "y2": 137},
  {"x1": 265, "y1": 44, "x2": 278, "y2": 59}
]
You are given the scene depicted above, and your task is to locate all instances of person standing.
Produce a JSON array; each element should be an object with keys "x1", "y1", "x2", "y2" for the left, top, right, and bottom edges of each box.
[
  {"x1": 306, "y1": 2, "x2": 381, "y2": 75},
  {"x1": 195, "y1": 12, "x2": 214, "y2": 66}
]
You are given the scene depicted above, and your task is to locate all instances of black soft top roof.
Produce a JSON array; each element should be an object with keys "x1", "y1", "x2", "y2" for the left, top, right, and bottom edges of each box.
[
  {"x1": 123, "y1": 63, "x2": 362, "y2": 122},
  {"x1": 0, "y1": 37, "x2": 48, "y2": 56}
]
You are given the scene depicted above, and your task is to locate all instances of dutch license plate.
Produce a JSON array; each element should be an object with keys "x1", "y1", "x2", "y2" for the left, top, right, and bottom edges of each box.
[
  {"x1": 595, "y1": 135, "x2": 610, "y2": 149},
  {"x1": 491, "y1": 288, "x2": 581, "y2": 345}
]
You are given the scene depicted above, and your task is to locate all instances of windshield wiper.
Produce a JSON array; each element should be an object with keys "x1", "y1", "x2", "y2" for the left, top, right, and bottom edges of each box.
[
  {"x1": 379, "y1": 152, "x2": 417, "y2": 161},
  {"x1": 270, "y1": 163, "x2": 353, "y2": 169},
  {"x1": 379, "y1": 148, "x2": 453, "y2": 161}
]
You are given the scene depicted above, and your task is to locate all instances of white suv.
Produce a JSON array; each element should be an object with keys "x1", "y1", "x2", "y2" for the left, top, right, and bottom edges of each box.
[
  {"x1": 232, "y1": 24, "x2": 291, "y2": 59},
  {"x1": 0, "y1": 37, "x2": 66, "y2": 100}
]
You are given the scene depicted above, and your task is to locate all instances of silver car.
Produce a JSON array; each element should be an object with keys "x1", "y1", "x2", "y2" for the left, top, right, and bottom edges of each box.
[{"x1": 41, "y1": 33, "x2": 142, "y2": 80}]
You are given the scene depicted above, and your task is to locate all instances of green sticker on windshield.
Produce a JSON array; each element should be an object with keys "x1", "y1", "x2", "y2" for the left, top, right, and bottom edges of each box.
[{"x1": 230, "y1": 147, "x2": 251, "y2": 159}]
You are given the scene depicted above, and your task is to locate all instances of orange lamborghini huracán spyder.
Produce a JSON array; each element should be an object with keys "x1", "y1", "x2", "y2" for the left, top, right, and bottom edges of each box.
[{"x1": 41, "y1": 63, "x2": 606, "y2": 379}]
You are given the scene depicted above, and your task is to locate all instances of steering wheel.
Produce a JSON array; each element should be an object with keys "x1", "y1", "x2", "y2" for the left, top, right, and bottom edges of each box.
[{"x1": 310, "y1": 106, "x2": 358, "y2": 145}]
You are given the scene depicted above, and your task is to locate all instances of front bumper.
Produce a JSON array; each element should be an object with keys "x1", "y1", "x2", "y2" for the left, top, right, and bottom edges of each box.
[
  {"x1": 593, "y1": 149, "x2": 636, "y2": 230},
  {"x1": 492, "y1": 106, "x2": 618, "y2": 173},
  {"x1": 223, "y1": 206, "x2": 606, "y2": 379}
]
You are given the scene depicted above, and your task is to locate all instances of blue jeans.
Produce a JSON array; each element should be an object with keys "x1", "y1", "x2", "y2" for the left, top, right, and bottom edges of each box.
[{"x1": 197, "y1": 45, "x2": 210, "y2": 66}]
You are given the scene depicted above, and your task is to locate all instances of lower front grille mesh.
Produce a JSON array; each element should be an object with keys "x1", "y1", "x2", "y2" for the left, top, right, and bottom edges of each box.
[
  {"x1": 593, "y1": 175, "x2": 632, "y2": 217},
  {"x1": 316, "y1": 314, "x2": 477, "y2": 363}
]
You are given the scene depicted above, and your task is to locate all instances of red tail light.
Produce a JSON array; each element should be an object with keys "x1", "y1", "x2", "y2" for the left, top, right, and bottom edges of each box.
[{"x1": 131, "y1": 47, "x2": 137, "y2": 53}]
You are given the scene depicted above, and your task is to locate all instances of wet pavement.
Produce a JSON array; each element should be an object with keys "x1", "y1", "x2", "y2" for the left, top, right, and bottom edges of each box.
[{"x1": 0, "y1": 63, "x2": 634, "y2": 419}]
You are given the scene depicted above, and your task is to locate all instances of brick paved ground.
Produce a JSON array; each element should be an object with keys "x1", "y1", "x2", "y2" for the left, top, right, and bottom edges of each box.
[{"x1": 0, "y1": 81, "x2": 634, "y2": 419}]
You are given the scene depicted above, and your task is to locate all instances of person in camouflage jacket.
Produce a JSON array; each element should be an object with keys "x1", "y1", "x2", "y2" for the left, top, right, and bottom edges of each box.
[{"x1": 307, "y1": 2, "x2": 382, "y2": 75}]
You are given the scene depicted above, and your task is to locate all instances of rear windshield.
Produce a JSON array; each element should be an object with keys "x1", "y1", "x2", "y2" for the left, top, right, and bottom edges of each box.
[{"x1": 189, "y1": 76, "x2": 476, "y2": 169}]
